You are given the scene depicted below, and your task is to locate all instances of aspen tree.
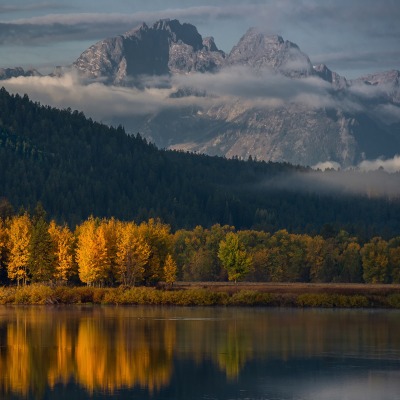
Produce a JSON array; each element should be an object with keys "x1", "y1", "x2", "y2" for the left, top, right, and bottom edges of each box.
[
  {"x1": 218, "y1": 232, "x2": 252, "y2": 283},
  {"x1": 138, "y1": 218, "x2": 172, "y2": 285},
  {"x1": 7, "y1": 214, "x2": 31, "y2": 286},
  {"x1": 76, "y1": 217, "x2": 108, "y2": 286},
  {"x1": 115, "y1": 222, "x2": 150, "y2": 286},
  {"x1": 48, "y1": 221, "x2": 75, "y2": 283},
  {"x1": 163, "y1": 254, "x2": 177, "y2": 287}
]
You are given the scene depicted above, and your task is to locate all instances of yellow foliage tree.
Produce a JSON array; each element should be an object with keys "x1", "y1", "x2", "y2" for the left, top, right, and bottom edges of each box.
[
  {"x1": 76, "y1": 217, "x2": 109, "y2": 286},
  {"x1": 306, "y1": 235, "x2": 326, "y2": 282},
  {"x1": 7, "y1": 214, "x2": 31, "y2": 286},
  {"x1": 163, "y1": 254, "x2": 177, "y2": 287},
  {"x1": 115, "y1": 222, "x2": 151, "y2": 286},
  {"x1": 138, "y1": 219, "x2": 172, "y2": 285},
  {"x1": 48, "y1": 221, "x2": 76, "y2": 283}
]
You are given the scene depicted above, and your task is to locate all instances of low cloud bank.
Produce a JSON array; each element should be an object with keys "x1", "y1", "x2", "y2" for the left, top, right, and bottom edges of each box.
[{"x1": 2, "y1": 67, "x2": 353, "y2": 122}]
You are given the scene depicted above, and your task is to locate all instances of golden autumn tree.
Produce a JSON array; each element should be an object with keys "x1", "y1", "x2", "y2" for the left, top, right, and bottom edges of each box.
[
  {"x1": 100, "y1": 218, "x2": 119, "y2": 285},
  {"x1": 361, "y1": 237, "x2": 389, "y2": 283},
  {"x1": 48, "y1": 221, "x2": 76, "y2": 284},
  {"x1": 138, "y1": 219, "x2": 172, "y2": 285},
  {"x1": 163, "y1": 254, "x2": 177, "y2": 287},
  {"x1": 306, "y1": 235, "x2": 326, "y2": 282},
  {"x1": 76, "y1": 217, "x2": 109, "y2": 286},
  {"x1": 7, "y1": 214, "x2": 31, "y2": 286},
  {"x1": 115, "y1": 222, "x2": 151, "y2": 286}
]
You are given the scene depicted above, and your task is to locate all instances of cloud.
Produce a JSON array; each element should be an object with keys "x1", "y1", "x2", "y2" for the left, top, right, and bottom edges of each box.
[
  {"x1": 268, "y1": 168, "x2": 400, "y2": 198},
  {"x1": 280, "y1": 154, "x2": 400, "y2": 198},
  {"x1": 173, "y1": 66, "x2": 339, "y2": 108},
  {"x1": 358, "y1": 155, "x2": 400, "y2": 173},
  {"x1": 0, "y1": 6, "x2": 250, "y2": 45},
  {"x1": 312, "y1": 161, "x2": 341, "y2": 171},
  {"x1": 0, "y1": 72, "x2": 216, "y2": 122},
  {"x1": 0, "y1": 3, "x2": 67, "y2": 14}
]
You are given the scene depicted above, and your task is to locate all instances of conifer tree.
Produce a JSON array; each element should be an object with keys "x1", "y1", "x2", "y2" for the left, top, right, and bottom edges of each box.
[{"x1": 28, "y1": 204, "x2": 55, "y2": 282}]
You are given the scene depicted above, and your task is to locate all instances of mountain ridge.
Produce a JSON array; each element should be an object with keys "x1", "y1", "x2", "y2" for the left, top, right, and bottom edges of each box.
[{"x1": 1, "y1": 19, "x2": 399, "y2": 167}]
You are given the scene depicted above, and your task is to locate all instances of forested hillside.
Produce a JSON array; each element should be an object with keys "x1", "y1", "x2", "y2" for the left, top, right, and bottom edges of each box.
[{"x1": 0, "y1": 87, "x2": 399, "y2": 238}]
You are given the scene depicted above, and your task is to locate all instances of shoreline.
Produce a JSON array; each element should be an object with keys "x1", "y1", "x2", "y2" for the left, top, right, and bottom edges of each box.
[{"x1": 1, "y1": 283, "x2": 400, "y2": 308}]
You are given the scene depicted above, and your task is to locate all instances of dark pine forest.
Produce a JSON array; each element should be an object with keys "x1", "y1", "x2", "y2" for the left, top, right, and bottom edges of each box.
[{"x1": 0, "y1": 87, "x2": 399, "y2": 239}]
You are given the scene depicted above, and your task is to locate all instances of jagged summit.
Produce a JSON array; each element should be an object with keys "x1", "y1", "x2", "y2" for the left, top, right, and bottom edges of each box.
[
  {"x1": 313, "y1": 63, "x2": 348, "y2": 89},
  {"x1": 351, "y1": 69, "x2": 400, "y2": 104},
  {"x1": 73, "y1": 19, "x2": 225, "y2": 83},
  {"x1": 226, "y1": 28, "x2": 314, "y2": 77}
]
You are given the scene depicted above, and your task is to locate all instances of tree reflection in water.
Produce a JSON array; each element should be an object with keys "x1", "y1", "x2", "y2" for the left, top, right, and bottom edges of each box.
[{"x1": 0, "y1": 307, "x2": 399, "y2": 399}]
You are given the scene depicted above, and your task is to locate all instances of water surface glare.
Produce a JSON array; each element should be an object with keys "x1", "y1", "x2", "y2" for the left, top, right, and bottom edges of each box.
[{"x1": 0, "y1": 306, "x2": 399, "y2": 399}]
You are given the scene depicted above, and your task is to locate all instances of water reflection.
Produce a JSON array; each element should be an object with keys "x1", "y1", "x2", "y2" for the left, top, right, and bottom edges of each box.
[{"x1": 0, "y1": 306, "x2": 399, "y2": 399}]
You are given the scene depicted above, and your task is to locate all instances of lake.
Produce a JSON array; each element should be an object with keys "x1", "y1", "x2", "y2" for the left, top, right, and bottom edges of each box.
[{"x1": 0, "y1": 306, "x2": 399, "y2": 400}]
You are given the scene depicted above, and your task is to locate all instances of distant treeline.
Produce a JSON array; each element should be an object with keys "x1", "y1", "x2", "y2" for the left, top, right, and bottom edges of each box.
[
  {"x1": 1, "y1": 87, "x2": 400, "y2": 238},
  {"x1": 1, "y1": 206, "x2": 399, "y2": 287}
]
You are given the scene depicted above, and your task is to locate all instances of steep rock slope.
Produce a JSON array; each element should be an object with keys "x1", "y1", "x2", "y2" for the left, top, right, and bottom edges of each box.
[{"x1": 73, "y1": 19, "x2": 225, "y2": 84}]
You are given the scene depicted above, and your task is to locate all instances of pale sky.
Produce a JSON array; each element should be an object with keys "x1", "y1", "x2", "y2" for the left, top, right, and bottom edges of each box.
[{"x1": 0, "y1": 0, "x2": 399, "y2": 79}]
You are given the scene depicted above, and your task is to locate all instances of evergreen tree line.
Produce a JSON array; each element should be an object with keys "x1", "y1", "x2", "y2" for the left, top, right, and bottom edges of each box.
[
  {"x1": 1, "y1": 208, "x2": 399, "y2": 287},
  {"x1": 1, "y1": 87, "x2": 400, "y2": 238}
]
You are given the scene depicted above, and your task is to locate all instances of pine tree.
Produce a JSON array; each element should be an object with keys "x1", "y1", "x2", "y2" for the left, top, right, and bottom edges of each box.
[{"x1": 28, "y1": 204, "x2": 55, "y2": 282}]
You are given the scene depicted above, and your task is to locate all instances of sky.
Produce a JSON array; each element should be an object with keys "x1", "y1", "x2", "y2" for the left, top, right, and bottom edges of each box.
[{"x1": 0, "y1": 0, "x2": 399, "y2": 79}]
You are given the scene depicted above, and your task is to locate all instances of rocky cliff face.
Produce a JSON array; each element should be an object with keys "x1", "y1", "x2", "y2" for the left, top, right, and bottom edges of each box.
[
  {"x1": 226, "y1": 29, "x2": 314, "y2": 78},
  {"x1": 50, "y1": 20, "x2": 400, "y2": 166},
  {"x1": 73, "y1": 19, "x2": 225, "y2": 84}
]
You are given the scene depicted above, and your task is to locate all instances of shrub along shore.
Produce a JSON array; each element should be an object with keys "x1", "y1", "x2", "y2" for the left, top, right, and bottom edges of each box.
[{"x1": 1, "y1": 283, "x2": 400, "y2": 308}]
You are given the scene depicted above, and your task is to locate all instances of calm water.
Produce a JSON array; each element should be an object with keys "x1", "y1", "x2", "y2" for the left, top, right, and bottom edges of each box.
[{"x1": 0, "y1": 306, "x2": 399, "y2": 400}]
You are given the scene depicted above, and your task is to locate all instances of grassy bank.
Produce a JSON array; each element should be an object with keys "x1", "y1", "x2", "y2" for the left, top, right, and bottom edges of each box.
[{"x1": 1, "y1": 283, "x2": 400, "y2": 308}]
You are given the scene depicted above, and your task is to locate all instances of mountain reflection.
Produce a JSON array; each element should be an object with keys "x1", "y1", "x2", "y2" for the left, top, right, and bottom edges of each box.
[{"x1": 0, "y1": 307, "x2": 399, "y2": 399}]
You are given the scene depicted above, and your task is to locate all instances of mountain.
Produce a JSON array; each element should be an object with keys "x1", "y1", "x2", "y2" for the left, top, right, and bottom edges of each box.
[
  {"x1": 73, "y1": 19, "x2": 225, "y2": 84},
  {"x1": 69, "y1": 19, "x2": 400, "y2": 167},
  {"x1": 2, "y1": 19, "x2": 399, "y2": 167},
  {"x1": 226, "y1": 29, "x2": 314, "y2": 78}
]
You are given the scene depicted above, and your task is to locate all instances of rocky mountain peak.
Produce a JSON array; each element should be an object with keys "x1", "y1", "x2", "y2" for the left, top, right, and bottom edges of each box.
[
  {"x1": 351, "y1": 69, "x2": 400, "y2": 103},
  {"x1": 73, "y1": 19, "x2": 225, "y2": 83},
  {"x1": 313, "y1": 63, "x2": 348, "y2": 89},
  {"x1": 202, "y1": 37, "x2": 219, "y2": 52},
  {"x1": 226, "y1": 28, "x2": 313, "y2": 77},
  {"x1": 124, "y1": 19, "x2": 204, "y2": 51}
]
